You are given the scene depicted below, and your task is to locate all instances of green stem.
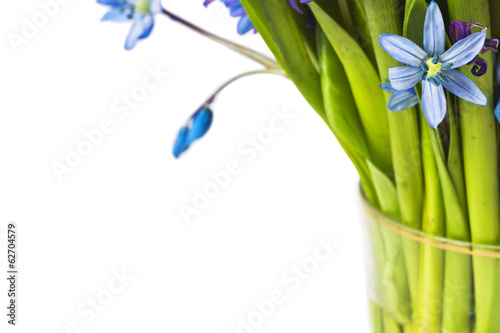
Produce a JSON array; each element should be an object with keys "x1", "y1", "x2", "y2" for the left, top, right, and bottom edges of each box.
[
  {"x1": 447, "y1": 2, "x2": 500, "y2": 332},
  {"x1": 201, "y1": 68, "x2": 286, "y2": 107},
  {"x1": 414, "y1": 125, "x2": 445, "y2": 333},
  {"x1": 384, "y1": 312, "x2": 403, "y2": 333},
  {"x1": 370, "y1": 301, "x2": 384, "y2": 333},
  {"x1": 161, "y1": 8, "x2": 280, "y2": 69},
  {"x1": 441, "y1": 251, "x2": 472, "y2": 333},
  {"x1": 429, "y1": 125, "x2": 472, "y2": 333},
  {"x1": 445, "y1": 96, "x2": 467, "y2": 212},
  {"x1": 362, "y1": 0, "x2": 424, "y2": 314}
]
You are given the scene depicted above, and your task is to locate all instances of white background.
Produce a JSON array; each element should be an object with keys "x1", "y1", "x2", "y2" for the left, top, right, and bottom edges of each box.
[{"x1": 0, "y1": 0, "x2": 367, "y2": 332}]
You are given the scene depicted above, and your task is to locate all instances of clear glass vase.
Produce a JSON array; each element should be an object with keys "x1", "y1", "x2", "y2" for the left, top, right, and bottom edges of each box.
[{"x1": 361, "y1": 192, "x2": 500, "y2": 333}]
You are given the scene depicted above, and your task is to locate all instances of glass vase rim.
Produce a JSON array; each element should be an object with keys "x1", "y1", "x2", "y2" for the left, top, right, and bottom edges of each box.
[{"x1": 360, "y1": 185, "x2": 500, "y2": 256}]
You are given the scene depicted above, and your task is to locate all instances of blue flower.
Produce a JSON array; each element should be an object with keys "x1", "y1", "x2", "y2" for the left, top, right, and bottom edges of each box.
[
  {"x1": 204, "y1": 0, "x2": 256, "y2": 35},
  {"x1": 173, "y1": 108, "x2": 213, "y2": 158},
  {"x1": 380, "y1": 82, "x2": 419, "y2": 112},
  {"x1": 379, "y1": 1, "x2": 487, "y2": 128},
  {"x1": 289, "y1": 0, "x2": 314, "y2": 14},
  {"x1": 98, "y1": 0, "x2": 162, "y2": 50}
]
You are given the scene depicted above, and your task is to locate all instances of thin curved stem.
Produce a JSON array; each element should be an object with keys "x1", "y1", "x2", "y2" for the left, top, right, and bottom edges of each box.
[
  {"x1": 161, "y1": 8, "x2": 281, "y2": 69},
  {"x1": 201, "y1": 68, "x2": 287, "y2": 107}
]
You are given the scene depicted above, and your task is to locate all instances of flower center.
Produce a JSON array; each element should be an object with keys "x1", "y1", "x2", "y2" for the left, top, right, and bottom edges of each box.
[
  {"x1": 135, "y1": 0, "x2": 151, "y2": 13},
  {"x1": 426, "y1": 58, "x2": 441, "y2": 77},
  {"x1": 419, "y1": 57, "x2": 453, "y2": 87}
]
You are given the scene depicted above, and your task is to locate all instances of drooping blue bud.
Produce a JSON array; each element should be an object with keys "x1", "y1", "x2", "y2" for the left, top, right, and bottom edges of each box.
[{"x1": 173, "y1": 108, "x2": 213, "y2": 158}]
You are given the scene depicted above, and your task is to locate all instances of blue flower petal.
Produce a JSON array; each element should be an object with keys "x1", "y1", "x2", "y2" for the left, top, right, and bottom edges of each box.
[
  {"x1": 221, "y1": 0, "x2": 240, "y2": 5},
  {"x1": 101, "y1": 6, "x2": 133, "y2": 21},
  {"x1": 186, "y1": 108, "x2": 213, "y2": 142},
  {"x1": 497, "y1": 54, "x2": 500, "y2": 85},
  {"x1": 208, "y1": 0, "x2": 256, "y2": 35},
  {"x1": 380, "y1": 82, "x2": 397, "y2": 94},
  {"x1": 173, "y1": 127, "x2": 190, "y2": 159},
  {"x1": 230, "y1": 4, "x2": 246, "y2": 17},
  {"x1": 421, "y1": 80, "x2": 447, "y2": 129},
  {"x1": 387, "y1": 90, "x2": 419, "y2": 112},
  {"x1": 172, "y1": 109, "x2": 213, "y2": 158},
  {"x1": 440, "y1": 31, "x2": 487, "y2": 68},
  {"x1": 124, "y1": 15, "x2": 146, "y2": 50},
  {"x1": 150, "y1": 0, "x2": 162, "y2": 14},
  {"x1": 441, "y1": 69, "x2": 487, "y2": 106},
  {"x1": 139, "y1": 14, "x2": 155, "y2": 39},
  {"x1": 97, "y1": 0, "x2": 127, "y2": 6},
  {"x1": 389, "y1": 66, "x2": 423, "y2": 90},
  {"x1": 379, "y1": 34, "x2": 428, "y2": 66},
  {"x1": 423, "y1": 1, "x2": 445, "y2": 56},
  {"x1": 494, "y1": 97, "x2": 500, "y2": 123},
  {"x1": 237, "y1": 15, "x2": 255, "y2": 35}
]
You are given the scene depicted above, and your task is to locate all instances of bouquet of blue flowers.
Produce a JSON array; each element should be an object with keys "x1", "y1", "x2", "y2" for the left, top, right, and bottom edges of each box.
[{"x1": 98, "y1": 0, "x2": 500, "y2": 332}]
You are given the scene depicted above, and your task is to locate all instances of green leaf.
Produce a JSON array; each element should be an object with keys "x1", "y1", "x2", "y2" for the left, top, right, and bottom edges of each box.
[
  {"x1": 292, "y1": 10, "x2": 320, "y2": 73},
  {"x1": 340, "y1": 139, "x2": 379, "y2": 207},
  {"x1": 368, "y1": 159, "x2": 412, "y2": 324},
  {"x1": 256, "y1": 0, "x2": 325, "y2": 117},
  {"x1": 346, "y1": 0, "x2": 378, "y2": 69},
  {"x1": 309, "y1": 2, "x2": 392, "y2": 174},
  {"x1": 403, "y1": 0, "x2": 427, "y2": 44},
  {"x1": 491, "y1": 0, "x2": 500, "y2": 39},
  {"x1": 367, "y1": 160, "x2": 400, "y2": 220},
  {"x1": 239, "y1": 0, "x2": 286, "y2": 70},
  {"x1": 337, "y1": 0, "x2": 355, "y2": 36},
  {"x1": 318, "y1": 29, "x2": 369, "y2": 158},
  {"x1": 427, "y1": 126, "x2": 471, "y2": 333}
]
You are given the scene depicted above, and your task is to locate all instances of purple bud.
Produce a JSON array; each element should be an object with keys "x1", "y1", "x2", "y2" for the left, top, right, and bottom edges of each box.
[
  {"x1": 289, "y1": 0, "x2": 304, "y2": 13},
  {"x1": 449, "y1": 21, "x2": 468, "y2": 43},
  {"x1": 471, "y1": 57, "x2": 488, "y2": 77},
  {"x1": 288, "y1": 0, "x2": 314, "y2": 14},
  {"x1": 481, "y1": 38, "x2": 500, "y2": 54},
  {"x1": 466, "y1": 23, "x2": 485, "y2": 35},
  {"x1": 203, "y1": 0, "x2": 216, "y2": 7}
]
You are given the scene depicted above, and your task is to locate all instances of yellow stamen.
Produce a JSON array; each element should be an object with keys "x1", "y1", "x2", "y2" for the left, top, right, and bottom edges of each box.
[
  {"x1": 136, "y1": 1, "x2": 151, "y2": 13},
  {"x1": 426, "y1": 58, "x2": 441, "y2": 77}
]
